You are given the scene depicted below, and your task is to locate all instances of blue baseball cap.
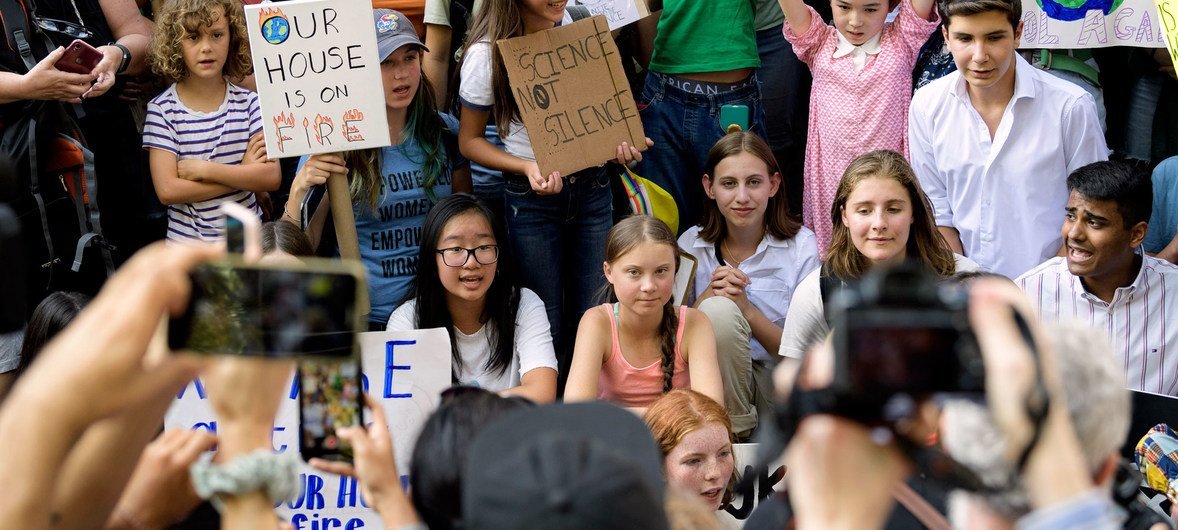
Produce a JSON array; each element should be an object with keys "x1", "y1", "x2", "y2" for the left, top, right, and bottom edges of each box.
[{"x1": 373, "y1": 9, "x2": 427, "y2": 62}]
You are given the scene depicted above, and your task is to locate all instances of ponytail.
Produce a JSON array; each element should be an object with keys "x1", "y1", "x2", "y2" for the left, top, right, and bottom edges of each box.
[{"x1": 659, "y1": 302, "x2": 679, "y2": 393}]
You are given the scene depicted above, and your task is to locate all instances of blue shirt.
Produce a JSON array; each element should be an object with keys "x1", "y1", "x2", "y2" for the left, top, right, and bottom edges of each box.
[{"x1": 300, "y1": 112, "x2": 466, "y2": 323}]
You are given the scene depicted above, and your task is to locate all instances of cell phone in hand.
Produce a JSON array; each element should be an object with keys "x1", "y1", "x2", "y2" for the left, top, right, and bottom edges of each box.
[
  {"x1": 167, "y1": 257, "x2": 365, "y2": 358},
  {"x1": 299, "y1": 360, "x2": 364, "y2": 462},
  {"x1": 54, "y1": 39, "x2": 102, "y2": 74}
]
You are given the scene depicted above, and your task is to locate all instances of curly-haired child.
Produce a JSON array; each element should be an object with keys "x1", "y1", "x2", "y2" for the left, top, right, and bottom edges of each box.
[{"x1": 143, "y1": 0, "x2": 279, "y2": 242}]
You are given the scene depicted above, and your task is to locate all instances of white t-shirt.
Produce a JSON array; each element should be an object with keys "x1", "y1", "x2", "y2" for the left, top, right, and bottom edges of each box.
[
  {"x1": 458, "y1": 40, "x2": 536, "y2": 161},
  {"x1": 778, "y1": 254, "x2": 979, "y2": 360},
  {"x1": 387, "y1": 288, "x2": 557, "y2": 391},
  {"x1": 678, "y1": 226, "x2": 821, "y2": 361}
]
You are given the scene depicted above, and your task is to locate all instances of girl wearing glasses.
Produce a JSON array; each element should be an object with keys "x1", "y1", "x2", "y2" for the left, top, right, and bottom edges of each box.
[
  {"x1": 387, "y1": 193, "x2": 558, "y2": 403},
  {"x1": 283, "y1": 10, "x2": 472, "y2": 330}
]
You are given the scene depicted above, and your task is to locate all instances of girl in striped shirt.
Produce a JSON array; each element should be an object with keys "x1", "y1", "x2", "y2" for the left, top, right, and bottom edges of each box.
[{"x1": 143, "y1": 0, "x2": 279, "y2": 242}]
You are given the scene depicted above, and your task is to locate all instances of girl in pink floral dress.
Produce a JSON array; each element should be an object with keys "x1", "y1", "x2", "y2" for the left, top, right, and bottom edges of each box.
[{"x1": 777, "y1": 0, "x2": 938, "y2": 256}]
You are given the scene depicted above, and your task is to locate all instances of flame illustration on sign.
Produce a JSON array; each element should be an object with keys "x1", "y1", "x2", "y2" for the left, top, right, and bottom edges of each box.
[{"x1": 342, "y1": 109, "x2": 365, "y2": 142}]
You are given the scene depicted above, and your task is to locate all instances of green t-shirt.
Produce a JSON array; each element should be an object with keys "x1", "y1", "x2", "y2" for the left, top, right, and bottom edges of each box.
[
  {"x1": 753, "y1": 0, "x2": 786, "y2": 31},
  {"x1": 649, "y1": 0, "x2": 760, "y2": 74}
]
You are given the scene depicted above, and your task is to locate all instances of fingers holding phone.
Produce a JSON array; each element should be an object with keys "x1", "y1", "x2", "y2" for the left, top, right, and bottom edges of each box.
[{"x1": 26, "y1": 46, "x2": 95, "y2": 102}]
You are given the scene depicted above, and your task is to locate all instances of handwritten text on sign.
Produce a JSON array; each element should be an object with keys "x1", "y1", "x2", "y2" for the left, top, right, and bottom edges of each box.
[
  {"x1": 164, "y1": 329, "x2": 451, "y2": 530},
  {"x1": 245, "y1": 0, "x2": 391, "y2": 158},
  {"x1": 1020, "y1": 0, "x2": 1168, "y2": 48},
  {"x1": 1158, "y1": 0, "x2": 1178, "y2": 62},
  {"x1": 561, "y1": 0, "x2": 651, "y2": 30},
  {"x1": 497, "y1": 16, "x2": 645, "y2": 178}
]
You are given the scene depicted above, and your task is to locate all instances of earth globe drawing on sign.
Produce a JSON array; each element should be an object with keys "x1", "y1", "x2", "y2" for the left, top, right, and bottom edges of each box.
[
  {"x1": 261, "y1": 13, "x2": 289, "y2": 45},
  {"x1": 1037, "y1": 0, "x2": 1125, "y2": 21}
]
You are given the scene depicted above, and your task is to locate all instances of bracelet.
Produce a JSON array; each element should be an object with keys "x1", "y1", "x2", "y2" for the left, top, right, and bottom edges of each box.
[
  {"x1": 189, "y1": 450, "x2": 301, "y2": 513},
  {"x1": 281, "y1": 205, "x2": 300, "y2": 226},
  {"x1": 109, "y1": 43, "x2": 131, "y2": 74}
]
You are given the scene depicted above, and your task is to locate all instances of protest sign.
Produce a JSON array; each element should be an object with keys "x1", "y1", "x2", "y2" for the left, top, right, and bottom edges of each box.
[
  {"x1": 716, "y1": 443, "x2": 786, "y2": 528},
  {"x1": 497, "y1": 16, "x2": 646, "y2": 178},
  {"x1": 245, "y1": 0, "x2": 391, "y2": 158},
  {"x1": 164, "y1": 328, "x2": 451, "y2": 529},
  {"x1": 1020, "y1": 0, "x2": 1169, "y2": 47},
  {"x1": 1158, "y1": 0, "x2": 1178, "y2": 62},
  {"x1": 561, "y1": 0, "x2": 652, "y2": 30}
]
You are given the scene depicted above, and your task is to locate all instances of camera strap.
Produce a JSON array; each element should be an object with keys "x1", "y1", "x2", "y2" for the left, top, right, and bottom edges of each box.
[{"x1": 1010, "y1": 310, "x2": 1052, "y2": 475}]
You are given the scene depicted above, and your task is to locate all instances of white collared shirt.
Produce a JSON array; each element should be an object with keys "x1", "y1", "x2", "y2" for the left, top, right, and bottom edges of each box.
[
  {"x1": 1017, "y1": 256, "x2": 1178, "y2": 396},
  {"x1": 679, "y1": 226, "x2": 821, "y2": 361},
  {"x1": 908, "y1": 55, "x2": 1108, "y2": 279},
  {"x1": 832, "y1": 32, "x2": 881, "y2": 71}
]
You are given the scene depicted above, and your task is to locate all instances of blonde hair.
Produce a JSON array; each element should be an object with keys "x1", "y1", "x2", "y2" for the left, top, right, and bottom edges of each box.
[
  {"x1": 824, "y1": 150, "x2": 956, "y2": 279},
  {"x1": 149, "y1": 0, "x2": 252, "y2": 84}
]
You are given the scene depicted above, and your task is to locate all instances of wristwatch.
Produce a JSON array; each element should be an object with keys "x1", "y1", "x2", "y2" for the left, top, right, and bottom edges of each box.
[{"x1": 109, "y1": 42, "x2": 131, "y2": 74}]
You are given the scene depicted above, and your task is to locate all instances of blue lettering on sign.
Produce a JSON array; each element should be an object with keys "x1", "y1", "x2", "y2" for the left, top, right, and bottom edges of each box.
[
  {"x1": 336, "y1": 476, "x2": 369, "y2": 508},
  {"x1": 273, "y1": 426, "x2": 288, "y2": 453},
  {"x1": 288, "y1": 473, "x2": 326, "y2": 509},
  {"x1": 177, "y1": 378, "x2": 207, "y2": 399},
  {"x1": 290, "y1": 513, "x2": 366, "y2": 529},
  {"x1": 289, "y1": 371, "x2": 301, "y2": 399},
  {"x1": 383, "y1": 340, "x2": 415, "y2": 398}
]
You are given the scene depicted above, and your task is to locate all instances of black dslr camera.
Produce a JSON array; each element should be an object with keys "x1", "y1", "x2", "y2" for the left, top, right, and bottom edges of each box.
[{"x1": 826, "y1": 262, "x2": 985, "y2": 422}]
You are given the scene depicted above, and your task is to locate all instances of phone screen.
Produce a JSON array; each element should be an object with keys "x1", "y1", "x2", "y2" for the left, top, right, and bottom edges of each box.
[
  {"x1": 225, "y1": 216, "x2": 245, "y2": 254},
  {"x1": 299, "y1": 361, "x2": 363, "y2": 462},
  {"x1": 168, "y1": 260, "x2": 361, "y2": 358}
]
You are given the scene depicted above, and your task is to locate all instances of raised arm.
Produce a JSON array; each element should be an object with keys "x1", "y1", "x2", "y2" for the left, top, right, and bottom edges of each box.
[
  {"x1": 910, "y1": 0, "x2": 936, "y2": 22},
  {"x1": 778, "y1": 0, "x2": 813, "y2": 37},
  {"x1": 682, "y1": 308, "x2": 725, "y2": 407}
]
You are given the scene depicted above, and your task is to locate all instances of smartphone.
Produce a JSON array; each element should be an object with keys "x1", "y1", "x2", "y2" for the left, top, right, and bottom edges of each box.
[
  {"x1": 168, "y1": 257, "x2": 365, "y2": 358},
  {"x1": 299, "y1": 360, "x2": 364, "y2": 462},
  {"x1": 54, "y1": 39, "x2": 102, "y2": 74},
  {"x1": 719, "y1": 104, "x2": 749, "y2": 134}
]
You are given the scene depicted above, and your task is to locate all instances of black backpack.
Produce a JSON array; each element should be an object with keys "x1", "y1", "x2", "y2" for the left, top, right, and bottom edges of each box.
[{"x1": 0, "y1": 0, "x2": 113, "y2": 315}]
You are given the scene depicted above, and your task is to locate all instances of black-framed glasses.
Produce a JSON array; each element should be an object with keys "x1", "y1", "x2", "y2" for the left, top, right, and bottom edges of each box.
[
  {"x1": 32, "y1": 16, "x2": 93, "y2": 40},
  {"x1": 436, "y1": 245, "x2": 498, "y2": 267}
]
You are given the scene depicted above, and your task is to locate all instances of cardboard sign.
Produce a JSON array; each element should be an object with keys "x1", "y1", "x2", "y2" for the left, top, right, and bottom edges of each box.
[
  {"x1": 1158, "y1": 0, "x2": 1178, "y2": 62},
  {"x1": 164, "y1": 329, "x2": 451, "y2": 529},
  {"x1": 1020, "y1": 0, "x2": 1169, "y2": 48},
  {"x1": 245, "y1": 0, "x2": 391, "y2": 158},
  {"x1": 562, "y1": 0, "x2": 652, "y2": 30},
  {"x1": 497, "y1": 16, "x2": 645, "y2": 178}
]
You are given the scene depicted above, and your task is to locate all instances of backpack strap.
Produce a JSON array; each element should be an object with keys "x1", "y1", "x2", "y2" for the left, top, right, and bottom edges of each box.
[
  {"x1": 62, "y1": 130, "x2": 113, "y2": 275},
  {"x1": 818, "y1": 268, "x2": 845, "y2": 328}
]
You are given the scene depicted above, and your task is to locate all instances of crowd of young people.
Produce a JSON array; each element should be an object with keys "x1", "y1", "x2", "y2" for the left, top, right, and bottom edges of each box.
[{"x1": 2, "y1": 0, "x2": 1178, "y2": 527}]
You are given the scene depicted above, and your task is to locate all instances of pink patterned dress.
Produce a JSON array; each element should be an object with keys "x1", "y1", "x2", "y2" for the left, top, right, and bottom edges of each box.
[{"x1": 785, "y1": 2, "x2": 939, "y2": 256}]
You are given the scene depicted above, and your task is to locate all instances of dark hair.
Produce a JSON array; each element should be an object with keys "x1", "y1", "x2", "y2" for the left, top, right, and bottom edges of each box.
[
  {"x1": 261, "y1": 220, "x2": 314, "y2": 257},
  {"x1": 939, "y1": 0, "x2": 1022, "y2": 30},
  {"x1": 409, "y1": 193, "x2": 519, "y2": 380},
  {"x1": 410, "y1": 389, "x2": 533, "y2": 529},
  {"x1": 18, "y1": 292, "x2": 90, "y2": 375},
  {"x1": 1066, "y1": 161, "x2": 1153, "y2": 228},
  {"x1": 825, "y1": 150, "x2": 957, "y2": 280},
  {"x1": 698, "y1": 131, "x2": 802, "y2": 243},
  {"x1": 604, "y1": 216, "x2": 681, "y2": 393}
]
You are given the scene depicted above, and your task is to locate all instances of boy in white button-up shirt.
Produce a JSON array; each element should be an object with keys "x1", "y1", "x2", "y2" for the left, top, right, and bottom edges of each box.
[
  {"x1": 1018, "y1": 161, "x2": 1178, "y2": 396},
  {"x1": 908, "y1": 0, "x2": 1107, "y2": 279}
]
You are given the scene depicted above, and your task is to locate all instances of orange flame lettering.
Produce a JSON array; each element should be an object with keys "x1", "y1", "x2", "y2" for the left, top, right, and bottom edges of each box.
[
  {"x1": 272, "y1": 112, "x2": 295, "y2": 153},
  {"x1": 314, "y1": 114, "x2": 334, "y2": 145},
  {"x1": 342, "y1": 109, "x2": 365, "y2": 142}
]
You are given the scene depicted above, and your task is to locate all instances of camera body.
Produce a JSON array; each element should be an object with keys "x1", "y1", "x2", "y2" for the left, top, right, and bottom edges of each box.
[{"x1": 827, "y1": 262, "x2": 985, "y2": 420}]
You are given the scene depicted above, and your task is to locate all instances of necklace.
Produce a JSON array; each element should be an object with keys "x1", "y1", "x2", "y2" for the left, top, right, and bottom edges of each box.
[{"x1": 721, "y1": 239, "x2": 747, "y2": 267}]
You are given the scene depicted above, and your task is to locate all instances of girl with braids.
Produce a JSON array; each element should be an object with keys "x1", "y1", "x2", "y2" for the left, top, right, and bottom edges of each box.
[
  {"x1": 283, "y1": 9, "x2": 471, "y2": 329},
  {"x1": 565, "y1": 216, "x2": 723, "y2": 411},
  {"x1": 387, "y1": 194, "x2": 557, "y2": 403}
]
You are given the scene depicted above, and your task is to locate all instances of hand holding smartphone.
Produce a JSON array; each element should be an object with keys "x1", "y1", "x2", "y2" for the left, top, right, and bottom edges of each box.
[
  {"x1": 299, "y1": 361, "x2": 364, "y2": 462},
  {"x1": 54, "y1": 39, "x2": 102, "y2": 74}
]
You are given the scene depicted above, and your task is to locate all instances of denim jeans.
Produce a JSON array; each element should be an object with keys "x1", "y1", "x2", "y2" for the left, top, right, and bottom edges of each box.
[
  {"x1": 756, "y1": 24, "x2": 809, "y2": 219},
  {"x1": 504, "y1": 164, "x2": 613, "y2": 384},
  {"x1": 1125, "y1": 73, "x2": 1165, "y2": 162},
  {"x1": 636, "y1": 71, "x2": 766, "y2": 233}
]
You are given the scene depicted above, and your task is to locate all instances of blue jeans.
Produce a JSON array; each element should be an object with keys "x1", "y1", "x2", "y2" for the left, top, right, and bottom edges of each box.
[
  {"x1": 504, "y1": 164, "x2": 613, "y2": 382},
  {"x1": 636, "y1": 71, "x2": 766, "y2": 233}
]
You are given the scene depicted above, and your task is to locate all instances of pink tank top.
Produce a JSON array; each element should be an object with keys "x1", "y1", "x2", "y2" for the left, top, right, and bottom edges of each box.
[{"x1": 597, "y1": 303, "x2": 691, "y2": 407}]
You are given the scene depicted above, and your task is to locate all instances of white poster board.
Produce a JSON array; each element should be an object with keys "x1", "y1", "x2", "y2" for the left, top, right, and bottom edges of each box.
[
  {"x1": 244, "y1": 0, "x2": 391, "y2": 158},
  {"x1": 164, "y1": 329, "x2": 451, "y2": 529},
  {"x1": 1020, "y1": 0, "x2": 1168, "y2": 47},
  {"x1": 562, "y1": 0, "x2": 652, "y2": 30}
]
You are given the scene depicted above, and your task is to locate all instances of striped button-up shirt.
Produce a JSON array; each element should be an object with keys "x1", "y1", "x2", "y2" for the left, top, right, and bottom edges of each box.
[{"x1": 1017, "y1": 256, "x2": 1178, "y2": 396}]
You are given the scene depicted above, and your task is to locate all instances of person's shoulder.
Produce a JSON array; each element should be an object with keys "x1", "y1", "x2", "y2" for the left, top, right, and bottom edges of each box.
[
  {"x1": 577, "y1": 303, "x2": 612, "y2": 332},
  {"x1": 1015, "y1": 256, "x2": 1069, "y2": 283},
  {"x1": 437, "y1": 110, "x2": 460, "y2": 131},
  {"x1": 386, "y1": 298, "x2": 420, "y2": 330},
  {"x1": 951, "y1": 253, "x2": 981, "y2": 273},
  {"x1": 147, "y1": 84, "x2": 180, "y2": 108},
  {"x1": 1143, "y1": 255, "x2": 1178, "y2": 278},
  {"x1": 677, "y1": 226, "x2": 705, "y2": 249},
  {"x1": 518, "y1": 288, "x2": 546, "y2": 311},
  {"x1": 1024, "y1": 61, "x2": 1090, "y2": 102},
  {"x1": 785, "y1": 225, "x2": 819, "y2": 251},
  {"x1": 911, "y1": 71, "x2": 960, "y2": 110}
]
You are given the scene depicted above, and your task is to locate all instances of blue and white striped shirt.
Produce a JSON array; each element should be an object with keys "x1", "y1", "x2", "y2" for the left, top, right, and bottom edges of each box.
[{"x1": 143, "y1": 83, "x2": 263, "y2": 242}]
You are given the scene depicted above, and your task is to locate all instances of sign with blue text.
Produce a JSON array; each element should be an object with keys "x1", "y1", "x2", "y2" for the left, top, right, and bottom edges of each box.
[
  {"x1": 164, "y1": 328, "x2": 451, "y2": 529},
  {"x1": 1020, "y1": 0, "x2": 1168, "y2": 47},
  {"x1": 245, "y1": 0, "x2": 392, "y2": 158}
]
